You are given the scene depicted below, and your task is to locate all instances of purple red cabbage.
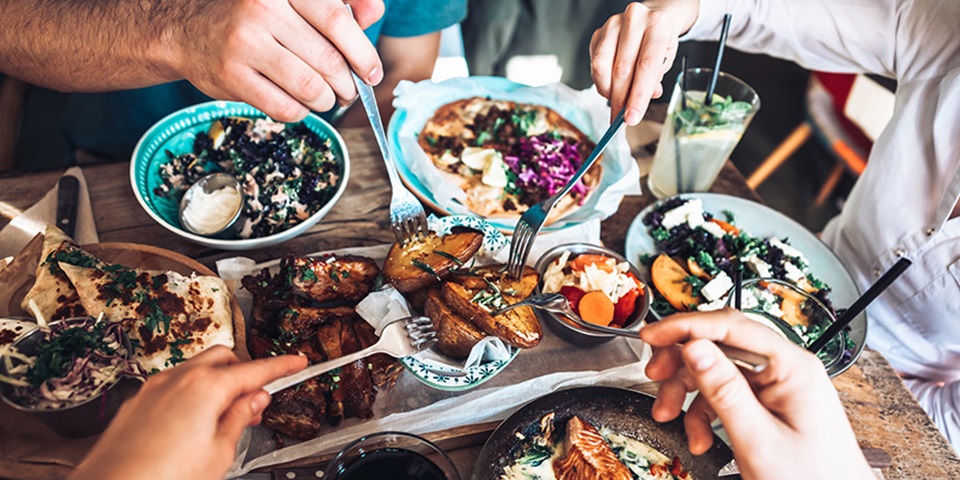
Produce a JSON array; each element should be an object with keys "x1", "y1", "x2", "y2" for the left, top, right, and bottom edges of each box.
[{"x1": 503, "y1": 134, "x2": 590, "y2": 206}]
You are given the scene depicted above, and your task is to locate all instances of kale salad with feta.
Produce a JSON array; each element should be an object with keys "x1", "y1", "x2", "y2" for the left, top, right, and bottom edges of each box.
[
  {"x1": 639, "y1": 197, "x2": 854, "y2": 360},
  {"x1": 155, "y1": 118, "x2": 342, "y2": 239}
]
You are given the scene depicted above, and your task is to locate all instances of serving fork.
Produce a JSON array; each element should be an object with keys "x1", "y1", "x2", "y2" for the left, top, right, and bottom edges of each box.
[
  {"x1": 262, "y1": 316, "x2": 437, "y2": 395},
  {"x1": 506, "y1": 108, "x2": 627, "y2": 278},
  {"x1": 349, "y1": 63, "x2": 429, "y2": 246},
  {"x1": 494, "y1": 293, "x2": 769, "y2": 373}
]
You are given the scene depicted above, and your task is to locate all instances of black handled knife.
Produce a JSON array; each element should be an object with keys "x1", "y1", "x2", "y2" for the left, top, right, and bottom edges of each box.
[{"x1": 56, "y1": 176, "x2": 80, "y2": 238}]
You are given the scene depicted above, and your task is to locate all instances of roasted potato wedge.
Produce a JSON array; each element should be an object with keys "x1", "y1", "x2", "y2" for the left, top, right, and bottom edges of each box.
[
  {"x1": 383, "y1": 228, "x2": 484, "y2": 292},
  {"x1": 447, "y1": 265, "x2": 539, "y2": 298},
  {"x1": 441, "y1": 282, "x2": 542, "y2": 349},
  {"x1": 404, "y1": 287, "x2": 436, "y2": 312},
  {"x1": 424, "y1": 290, "x2": 486, "y2": 359}
]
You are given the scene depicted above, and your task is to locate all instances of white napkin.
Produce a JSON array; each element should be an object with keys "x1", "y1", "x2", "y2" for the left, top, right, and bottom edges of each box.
[
  {"x1": 355, "y1": 285, "x2": 513, "y2": 370},
  {"x1": 0, "y1": 167, "x2": 98, "y2": 257}
]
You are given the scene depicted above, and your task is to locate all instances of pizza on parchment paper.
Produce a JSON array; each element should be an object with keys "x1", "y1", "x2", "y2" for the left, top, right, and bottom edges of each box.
[{"x1": 418, "y1": 97, "x2": 603, "y2": 221}]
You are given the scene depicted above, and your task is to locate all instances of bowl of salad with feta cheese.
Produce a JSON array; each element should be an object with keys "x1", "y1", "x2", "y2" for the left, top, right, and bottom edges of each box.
[
  {"x1": 624, "y1": 193, "x2": 866, "y2": 376},
  {"x1": 131, "y1": 101, "x2": 349, "y2": 250}
]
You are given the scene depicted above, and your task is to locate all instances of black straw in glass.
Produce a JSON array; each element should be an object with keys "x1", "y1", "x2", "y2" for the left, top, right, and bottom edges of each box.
[
  {"x1": 680, "y1": 55, "x2": 688, "y2": 110},
  {"x1": 704, "y1": 13, "x2": 733, "y2": 106},
  {"x1": 807, "y1": 257, "x2": 912, "y2": 354},
  {"x1": 734, "y1": 268, "x2": 743, "y2": 310}
]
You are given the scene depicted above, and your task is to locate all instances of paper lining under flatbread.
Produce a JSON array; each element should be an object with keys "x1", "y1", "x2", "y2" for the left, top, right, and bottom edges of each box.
[{"x1": 59, "y1": 263, "x2": 234, "y2": 372}]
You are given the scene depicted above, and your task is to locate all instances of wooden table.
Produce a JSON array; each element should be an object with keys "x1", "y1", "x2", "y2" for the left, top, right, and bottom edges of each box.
[{"x1": 2, "y1": 128, "x2": 959, "y2": 479}]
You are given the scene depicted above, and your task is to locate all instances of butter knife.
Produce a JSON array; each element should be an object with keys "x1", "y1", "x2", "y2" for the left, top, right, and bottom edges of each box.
[{"x1": 56, "y1": 176, "x2": 79, "y2": 238}]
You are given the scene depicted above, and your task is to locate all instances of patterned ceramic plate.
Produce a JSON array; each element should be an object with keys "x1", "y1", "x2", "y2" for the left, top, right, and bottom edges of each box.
[
  {"x1": 401, "y1": 215, "x2": 520, "y2": 391},
  {"x1": 130, "y1": 100, "x2": 349, "y2": 251},
  {"x1": 624, "y1": 193, "x2": 866, "y2": 377}
]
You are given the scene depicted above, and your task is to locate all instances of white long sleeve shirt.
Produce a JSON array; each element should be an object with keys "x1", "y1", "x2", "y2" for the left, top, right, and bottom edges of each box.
[{"x1": 684, "y1": 0, "x2": 960, "y2": 449}]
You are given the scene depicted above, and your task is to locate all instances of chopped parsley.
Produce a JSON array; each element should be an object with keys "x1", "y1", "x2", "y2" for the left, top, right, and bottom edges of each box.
[{"x1": 298, "y1": 267, "x2": 318, "y2": 282}]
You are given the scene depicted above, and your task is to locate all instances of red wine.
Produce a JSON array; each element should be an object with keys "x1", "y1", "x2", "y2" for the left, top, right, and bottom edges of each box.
[{"x1": 337, "y1": 448, "x2": 448, "y2": 480}]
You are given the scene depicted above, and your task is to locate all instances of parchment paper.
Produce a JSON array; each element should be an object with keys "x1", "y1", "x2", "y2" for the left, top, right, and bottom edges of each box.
[
  {"x1": 217, "y1": 234, "x2": 655, "y2": 477},
  {"x1": 392, "y1": 78, "x2": 642, "y2": 230}
]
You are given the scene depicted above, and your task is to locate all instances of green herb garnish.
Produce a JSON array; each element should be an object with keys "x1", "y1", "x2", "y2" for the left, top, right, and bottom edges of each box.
[{"x1": 412, "y1": 259, "x2": 442, "y2": 281}]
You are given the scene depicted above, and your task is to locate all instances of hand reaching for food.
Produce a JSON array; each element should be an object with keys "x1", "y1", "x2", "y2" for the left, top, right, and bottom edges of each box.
[
  {"x1": 589, "y1": 0, "x2": 700, "y2": 125},
  {"x1": 174, "y1": 0, "x2": 385, "y2": 122},
  {"x1": 640, "y1": 309, "x2": 874, "y2": 480},
  {"x1": 69, "y1": 347, "x2": 307, "y2": 480}
]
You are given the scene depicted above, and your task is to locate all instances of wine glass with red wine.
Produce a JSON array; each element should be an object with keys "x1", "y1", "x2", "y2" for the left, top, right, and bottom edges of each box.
[{"x1": 325, "y1": 432, "x2": 460, "y2": 480}]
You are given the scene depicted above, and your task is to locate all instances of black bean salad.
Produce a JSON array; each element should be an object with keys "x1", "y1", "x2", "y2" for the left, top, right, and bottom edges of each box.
[{"x1": 155, "y1": 118, "x2": 342, "y2": 239}]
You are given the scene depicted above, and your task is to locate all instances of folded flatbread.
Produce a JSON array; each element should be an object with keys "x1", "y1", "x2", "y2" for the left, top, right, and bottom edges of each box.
[
  {"x1": 60, "y1": 263, "x2": 234, "y2": 372},
  {"x1": 20, "y1": 226, "x2": 102, "y2": 321}
]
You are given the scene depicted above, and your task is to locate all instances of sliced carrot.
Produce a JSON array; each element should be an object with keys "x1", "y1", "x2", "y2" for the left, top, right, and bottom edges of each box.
[
  {"x1": 710, "y1": 218, "x2": 740, "y2": 235},
  {"x1": 569, "y1": 254, "x2": 616, "y2": 273},
  {"x1": 578, "y1": 291, "x2": 615, "y2": 326}
]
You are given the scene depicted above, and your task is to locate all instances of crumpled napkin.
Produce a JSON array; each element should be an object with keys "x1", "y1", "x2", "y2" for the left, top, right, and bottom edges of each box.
[
  {"x1": 355, "y1": 285, "x2": 513, "y2": 370},
  {"x1": 0, "y1": 167, "x2": 98, "y2": 258}
]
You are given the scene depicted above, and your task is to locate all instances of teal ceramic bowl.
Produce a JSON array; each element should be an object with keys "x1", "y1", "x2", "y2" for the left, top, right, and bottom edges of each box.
[{"x1": 130, "y1": 101, "x2": 350, "y2": 251}]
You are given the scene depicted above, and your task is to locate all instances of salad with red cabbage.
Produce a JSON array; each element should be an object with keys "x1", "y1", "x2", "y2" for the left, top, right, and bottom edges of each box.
[
  {"x1": 0, "y1": 317, "x2": 146, "y2": 410},
  {"x1": 504, "y1": 133, "x2": 590, "y2": 207}
]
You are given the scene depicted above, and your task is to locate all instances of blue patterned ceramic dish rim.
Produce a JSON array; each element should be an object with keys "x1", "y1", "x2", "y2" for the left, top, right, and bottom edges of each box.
[
  {"x1": 129, "y1": 100, "x2": 349, "y2": 247},
  {"x1": 401, "y1": 215, "x2": 520, "y2": 391}
]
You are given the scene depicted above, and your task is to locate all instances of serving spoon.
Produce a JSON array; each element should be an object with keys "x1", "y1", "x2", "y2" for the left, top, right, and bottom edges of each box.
[{"x1": 494, "y1": 293, "x2": 769, "y2": 373}]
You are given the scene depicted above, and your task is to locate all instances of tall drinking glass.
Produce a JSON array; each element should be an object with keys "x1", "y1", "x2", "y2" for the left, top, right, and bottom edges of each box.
[{"x1": 648, "y1": 68, "x2": 760, "y2": 198}]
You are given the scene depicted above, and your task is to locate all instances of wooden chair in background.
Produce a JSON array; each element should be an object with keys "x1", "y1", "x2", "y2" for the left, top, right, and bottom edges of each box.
[{"x1": 747, "y1": 72, "x2": 895, "y2": 206}]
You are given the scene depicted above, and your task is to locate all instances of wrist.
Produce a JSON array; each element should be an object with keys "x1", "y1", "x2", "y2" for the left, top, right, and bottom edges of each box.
[{"x1": 646, "y1": 0, "x2": 700, "y2": 36}]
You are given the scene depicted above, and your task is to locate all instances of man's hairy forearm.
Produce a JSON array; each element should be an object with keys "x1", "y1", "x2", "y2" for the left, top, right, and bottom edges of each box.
[{"x1": 0, "y1": 0, "x2": 192, "y2": 91}]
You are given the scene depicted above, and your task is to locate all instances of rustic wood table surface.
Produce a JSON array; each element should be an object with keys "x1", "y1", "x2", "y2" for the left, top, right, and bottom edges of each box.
[{"x1": 1, "y1": 125, "x2": 959, "y2": 479}]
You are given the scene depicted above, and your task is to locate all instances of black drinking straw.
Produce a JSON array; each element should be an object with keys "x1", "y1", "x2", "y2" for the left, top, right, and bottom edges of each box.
[
  {"x1": 734, "y1": 268, "x2": 743, "y2": 310},
  {"x1": 704, "y1": 13, "x2": 733, "y2": 106},
  {"x1": 680, "y1": 55, "x2": 689, "y2": 110},
  {"x1": 807, "y1": 257, "x2": 912, "y2": 354}
]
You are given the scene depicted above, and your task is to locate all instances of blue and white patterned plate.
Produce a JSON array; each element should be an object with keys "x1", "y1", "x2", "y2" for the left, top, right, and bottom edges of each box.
[{"x1": 400, "y1": 215, "x2": 520, "y2": 391}]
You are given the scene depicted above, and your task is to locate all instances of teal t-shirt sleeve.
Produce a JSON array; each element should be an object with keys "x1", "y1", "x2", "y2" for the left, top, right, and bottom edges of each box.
[{"x1": 380, "y1": 0, "x2": 467, "y2": 38}]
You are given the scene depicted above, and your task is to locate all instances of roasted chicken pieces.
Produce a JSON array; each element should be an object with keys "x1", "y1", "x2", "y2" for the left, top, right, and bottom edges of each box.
[{"x1": 242, "y1": 254, "x2": 399, "y2": 440}]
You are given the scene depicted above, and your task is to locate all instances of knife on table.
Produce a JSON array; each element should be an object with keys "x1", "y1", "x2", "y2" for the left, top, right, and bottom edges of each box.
[{"x1": 56, "y1": 176, "x2": 79, "y2": 238}]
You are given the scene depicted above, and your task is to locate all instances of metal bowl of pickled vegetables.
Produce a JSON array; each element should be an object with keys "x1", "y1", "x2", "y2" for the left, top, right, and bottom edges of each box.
[{"x1": 535, "y1": 244, "x2": 652, "y2": 346}]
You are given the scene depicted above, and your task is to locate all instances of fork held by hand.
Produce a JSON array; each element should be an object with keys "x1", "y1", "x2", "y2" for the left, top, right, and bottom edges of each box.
[
  {"x1": 347, "y1": 7, "x2": 428, "y2": 246},
  {"x1": 497, "y1": 293, "x2": 769, "y2": 373},
  {"x1": 506, "y1": 108, "x2": 627, "y2": 278},
  {"x1": 263, "y1": 316, "x2": 436, "y2": 395}
]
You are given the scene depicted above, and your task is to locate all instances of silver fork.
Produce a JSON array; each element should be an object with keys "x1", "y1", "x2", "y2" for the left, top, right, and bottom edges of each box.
[
  {"x1": 506, "y1": 108, "x2": 627, "y2": 278},
  {"x1": 263, "y1": 316, "x2": 436, "y2": 394},
  {"x1": 349, "y1": 69, "x2": 429, "y2": 245},
  {"x1": 495, "y1": 293, "x2": 769, "y2": 373}
]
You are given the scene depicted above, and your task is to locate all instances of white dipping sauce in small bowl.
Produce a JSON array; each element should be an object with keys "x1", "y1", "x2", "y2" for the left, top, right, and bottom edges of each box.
[{"x1": 179, "y1": 173, "x2": 244, "y2": 237}]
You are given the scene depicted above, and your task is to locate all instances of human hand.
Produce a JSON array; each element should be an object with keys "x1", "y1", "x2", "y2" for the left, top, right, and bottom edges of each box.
[
  {"x1": 172, "y1": 0, "x2": 385, "y2": 122},
  {"x1": 589, "y1": 0, "x2": 699, "y2": 125},
  {"x1": 640, "y1": 309, "x2": 873, "y2": 480},
  {"x1": 70, "y1": 346, "x2": 308, "y2": 480}
]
